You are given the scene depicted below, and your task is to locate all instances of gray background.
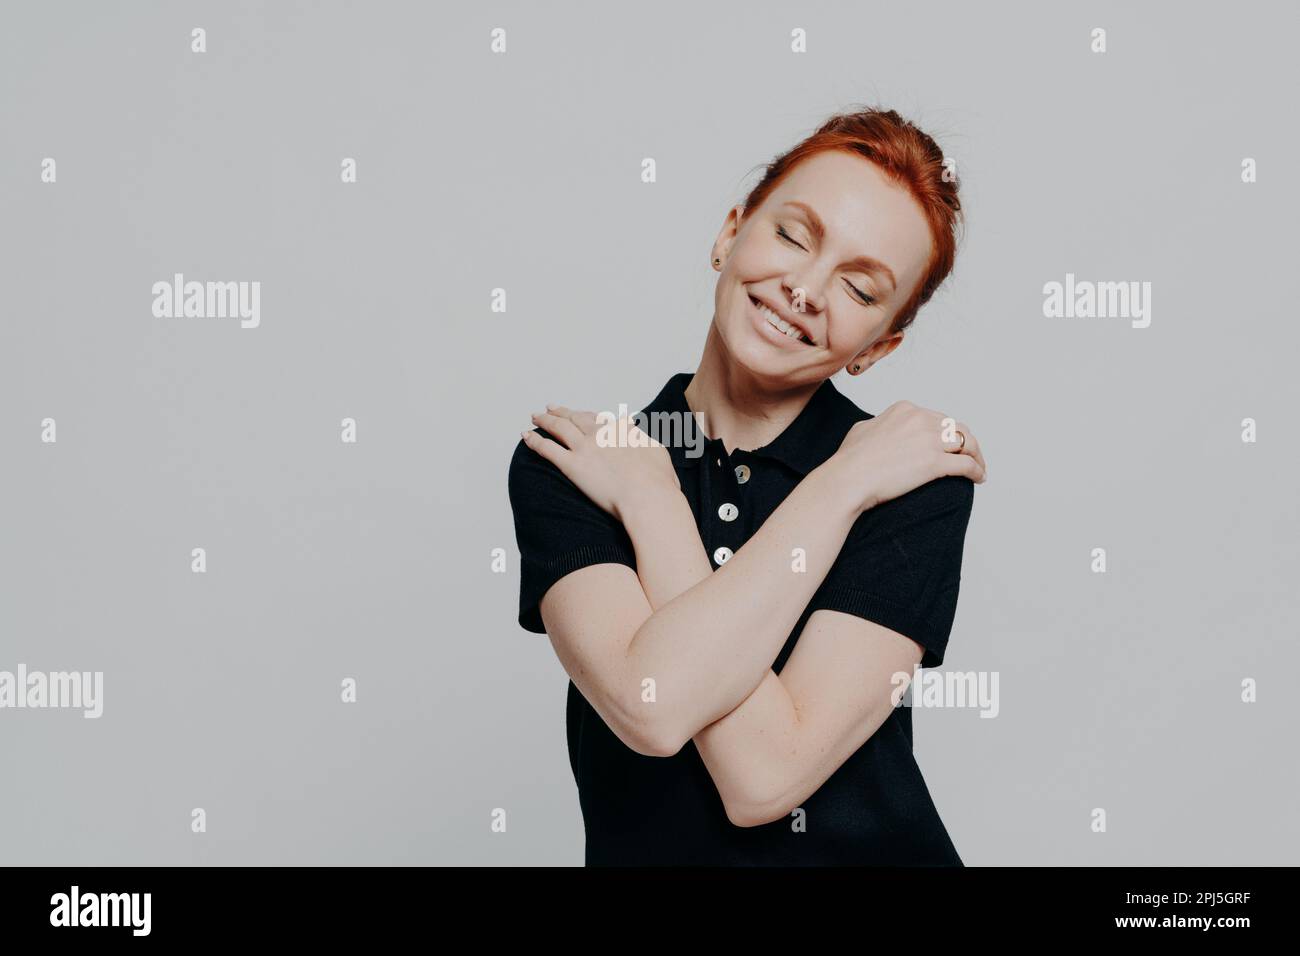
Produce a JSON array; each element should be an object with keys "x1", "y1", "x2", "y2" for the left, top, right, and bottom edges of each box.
[{"x1": 2, "y1": 0, "x2": 1297, "y2": 865}]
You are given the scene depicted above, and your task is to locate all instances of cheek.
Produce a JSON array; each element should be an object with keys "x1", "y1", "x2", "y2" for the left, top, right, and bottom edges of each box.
[{"x1": 827, "y1": 310, "x2": 887, "y2": 356}]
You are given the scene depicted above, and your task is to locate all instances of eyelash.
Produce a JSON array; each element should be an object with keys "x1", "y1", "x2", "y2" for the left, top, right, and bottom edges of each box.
[{"x1": 775, "y1": 226, "x2": 876, "y2": 306}]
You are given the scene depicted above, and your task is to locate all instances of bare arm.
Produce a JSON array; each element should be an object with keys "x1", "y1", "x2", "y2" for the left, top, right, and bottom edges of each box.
[
  {"x1": 617, "y1": 463, "x2": 863, "y2": 753},
  {"x1": 689, "y1": 611, "x2": 926, "y2": 827},
  {"x1": 592, "y1": 474, "x2": 934, "y2": 830},
  {"x1": 528, "y1": 400, "x2": 984, "y2": 760},
  {"x1": 536, "y1": 460, "x2": 857, "y2": 758},
  {"x1": 539, "y1": 468, "x2": 941, "y2": 827}
]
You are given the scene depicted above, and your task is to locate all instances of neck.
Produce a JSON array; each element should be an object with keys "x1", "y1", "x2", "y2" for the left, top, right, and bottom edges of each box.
[{"x1": 683, "y1": 321, "x2": 822, "y2": 456}]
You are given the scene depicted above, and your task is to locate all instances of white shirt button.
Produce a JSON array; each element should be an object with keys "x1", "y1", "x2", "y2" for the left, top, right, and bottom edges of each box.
[
  {"x1": 713, "y1": 546, "x2": 733, "y2": 565},
  {"x1": 718, "y1": 502, "x2": 738, "y2": 522},
  {"x1": 735, "y1": 464, "x2": 751, "y2": 484}
]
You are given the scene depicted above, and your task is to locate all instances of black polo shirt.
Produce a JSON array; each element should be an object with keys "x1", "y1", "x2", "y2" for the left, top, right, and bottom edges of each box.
[{"x1": 508, "y1": 371, "x2": 975, "y2": 866}]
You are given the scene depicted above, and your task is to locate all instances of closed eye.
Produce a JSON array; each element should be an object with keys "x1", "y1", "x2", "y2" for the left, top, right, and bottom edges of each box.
[
  {"x1": 776, "y1": 224, "x2": 807, "y2": 252},
  {"x1": 776, "y1": 226, "x2": 877, "y2": 307},
  {"x1": 846, "y1": 281, "x2": 876, "y2": 307}
]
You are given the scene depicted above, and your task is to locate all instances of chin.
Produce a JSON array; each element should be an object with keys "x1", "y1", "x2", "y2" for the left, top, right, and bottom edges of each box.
[{"x1": 717, "y1": 324, "x2": 810, "y2": 387}]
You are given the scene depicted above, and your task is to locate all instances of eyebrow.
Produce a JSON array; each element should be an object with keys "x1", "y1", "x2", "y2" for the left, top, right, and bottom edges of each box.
[{"x1": 779, "y1": 200, "x2": 898, "y2": 293}]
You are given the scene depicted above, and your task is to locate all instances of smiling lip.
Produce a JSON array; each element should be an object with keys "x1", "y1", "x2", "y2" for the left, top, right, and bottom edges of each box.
[{"x1": 749, "y1": 294, "x2": 816, "y2": 346}]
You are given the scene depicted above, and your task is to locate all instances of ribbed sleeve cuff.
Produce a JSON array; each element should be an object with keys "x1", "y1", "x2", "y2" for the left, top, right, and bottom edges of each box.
[
  {"x1": 807, "y1": 584, "x2": 946, "y2": 669},
  {"x1": 518, "y1": 544, "x2": 638, "y2": 633}
]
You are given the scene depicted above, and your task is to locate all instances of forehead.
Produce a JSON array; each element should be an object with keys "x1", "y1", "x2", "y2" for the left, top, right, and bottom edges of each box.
[{"x1": 761, "y1": 150, "x2": 933, "y2": 284}]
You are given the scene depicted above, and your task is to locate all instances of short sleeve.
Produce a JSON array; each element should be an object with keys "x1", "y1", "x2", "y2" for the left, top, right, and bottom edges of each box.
[
  {"x1": 806, "y1": 474, "x2": 975, "y2": 668},
  {"x1": 508, "y1": 430, "x2": 638, "y2": 634}
]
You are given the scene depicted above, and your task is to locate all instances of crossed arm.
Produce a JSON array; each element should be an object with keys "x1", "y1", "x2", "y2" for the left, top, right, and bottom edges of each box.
[{"x1": 537, "y1": 460, "x2": 925, "y2": 828}]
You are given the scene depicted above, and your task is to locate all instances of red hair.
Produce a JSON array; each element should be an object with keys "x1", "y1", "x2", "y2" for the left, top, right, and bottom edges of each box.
[{"x1": 739, "y1": 106, "x2": 964, "y2": 336}]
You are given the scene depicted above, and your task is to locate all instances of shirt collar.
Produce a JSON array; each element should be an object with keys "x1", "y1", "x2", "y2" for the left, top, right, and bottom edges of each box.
[{"x1": 640, "y1": 371, "x2": 861, "y2": 476}]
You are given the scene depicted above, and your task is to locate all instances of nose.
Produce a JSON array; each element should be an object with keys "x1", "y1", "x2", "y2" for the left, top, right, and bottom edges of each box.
[{"x1": 783, "y1": 275, "x2": 826, "y2": 318}]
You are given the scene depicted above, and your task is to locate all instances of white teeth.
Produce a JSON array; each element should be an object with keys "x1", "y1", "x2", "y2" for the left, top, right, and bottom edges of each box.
[{"x1": 755, "y1": 300, "x2": 809, "y2": 344}]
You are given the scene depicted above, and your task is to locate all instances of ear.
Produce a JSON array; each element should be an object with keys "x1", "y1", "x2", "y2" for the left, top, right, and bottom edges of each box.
[
  {"x1": 711, "y1": 204, "x2": 747, "y2": 265},
  {"x1": 850, "y1": 330, "x2": 905, "y2": 373}
]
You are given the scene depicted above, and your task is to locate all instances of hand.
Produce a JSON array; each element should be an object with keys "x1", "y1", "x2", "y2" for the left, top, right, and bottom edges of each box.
[
  {"x1": 829, "y1": 400, "x2": 987, "y2": 514},
  {"x1": 521, "y1": 403, "x2": 681, "y2": 521}
]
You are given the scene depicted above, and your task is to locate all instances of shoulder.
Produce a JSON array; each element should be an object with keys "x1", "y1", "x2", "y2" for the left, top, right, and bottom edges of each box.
[
  {"x1": 824, "y1": 383, "x2": 876, "y2": 432},
  {"x1": 893, "y1": 473, "x2": 975, "y2": 518},
  {"x1": 508, "y1": 429, "x2": 571, "y2": 502},
  {"x1": 508, "y1": 427, "x2": 628, "y2": 527},
  {"x1": 861, "y1": 476, "x2": 974, "y2": 558},
  {"x1": 828, "y1": 387, "x2": 974, "y2": 519},
  {"x1": 508, "y1": 432, "x2": 541, "y2": 482},
  {"x1": 508, "y1": 431, "x2": 541, "y2": 476},
  {"x1": 508, "y1": 376, "x2": 673, "y2": 497}
]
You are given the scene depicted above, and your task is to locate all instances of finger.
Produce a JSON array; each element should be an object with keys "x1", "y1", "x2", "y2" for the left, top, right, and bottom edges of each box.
[
  {"x1": 546, "y1": 403, "x2": 601, "y2": 436},
  {"x1": 937, "y1": 416, "x2": 967, "y2": 453},
  {"x1": 937, "y1": 417, "x2": 981, "y2": 472},
  {"x1": 954, "y1": 421, "x2": 986, "y2": 475},
  {"x1": 520, "y1": 428, "x2": 570, "y2": 468},
  {"x1": 939, "y1": 449, "x2": 985, "y2": 484},
  {"x1": 531, "y1": 411, "x2": 584, "y2": 448},
  {"x1": 572, "y1": 409, "x2": 601, "y2": 433}
]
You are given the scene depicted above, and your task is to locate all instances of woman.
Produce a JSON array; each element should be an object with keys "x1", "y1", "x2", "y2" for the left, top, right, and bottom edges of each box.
[{"x1": 508, "y1": 107, "x2": 987, "y2": 866}]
